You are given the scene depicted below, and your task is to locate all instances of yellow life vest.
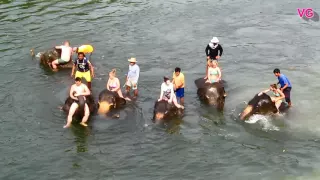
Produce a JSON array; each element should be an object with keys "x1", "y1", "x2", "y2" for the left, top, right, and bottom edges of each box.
[{"x1": 78, "y1": 45, "x2": 94, "y2": 53}]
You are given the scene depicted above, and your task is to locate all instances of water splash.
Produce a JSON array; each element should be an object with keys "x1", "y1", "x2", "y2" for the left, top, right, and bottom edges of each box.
[{"x1": 246, "y1": 114, "x2": 280, "y2": 131}]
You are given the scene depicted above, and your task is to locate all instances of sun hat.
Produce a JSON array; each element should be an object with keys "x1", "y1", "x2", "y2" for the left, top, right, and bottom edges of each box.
[
  {"x1": 128, "y1": 57, "x2": 137, "y2": 62},
  {"x1": 210, "y1": 37, "x2": 219, "y2": 43}
]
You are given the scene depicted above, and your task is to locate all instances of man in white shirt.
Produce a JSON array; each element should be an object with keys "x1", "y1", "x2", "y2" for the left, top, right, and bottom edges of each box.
[
  {"x1": 125, "y1": 57, "x2": 140, "y2": 98},
  {"x1": 51, "y1": 41, "x2": 73, "y2": 71}
]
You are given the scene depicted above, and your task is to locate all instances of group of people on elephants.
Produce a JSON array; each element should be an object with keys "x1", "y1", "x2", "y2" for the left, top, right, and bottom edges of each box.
[{"x1": 46, "y1": 35, "x2": 293, "y2": 128}]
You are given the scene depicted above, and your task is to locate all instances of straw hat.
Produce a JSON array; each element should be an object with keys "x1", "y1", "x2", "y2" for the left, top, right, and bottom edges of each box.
[{"x1": 128, "y1": 57, "x2": 137, "y2": 63}]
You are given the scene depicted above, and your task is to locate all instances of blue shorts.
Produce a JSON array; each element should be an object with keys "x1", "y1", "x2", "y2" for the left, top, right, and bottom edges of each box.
[{"x1": 175, "y1": 88, "x2": 184, "y2": 98}]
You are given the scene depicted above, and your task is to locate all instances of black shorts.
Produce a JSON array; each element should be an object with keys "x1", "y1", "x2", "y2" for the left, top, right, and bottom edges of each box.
[{"x1": 283, "y1": 87, "x2": 292, "y2": 103}]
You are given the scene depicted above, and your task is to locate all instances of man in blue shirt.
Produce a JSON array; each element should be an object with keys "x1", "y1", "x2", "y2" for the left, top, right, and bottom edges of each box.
[
  {"x1": 273, "y1": 68, "x2": 292, "y2": 107},
  {"x1": 125, "y1": 57, "x2": 140, "y2": 98}
]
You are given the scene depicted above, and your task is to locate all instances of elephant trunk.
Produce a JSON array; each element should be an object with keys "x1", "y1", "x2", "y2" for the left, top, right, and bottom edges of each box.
[
  {"x1": 77, "y1": 95, "x2": 86, "y2": 114},
  {"x1": 154, "y1": 112, "x2": 165, "y2": 124},
  {"x1": 98, "y1": 101, "x2": 113, "y2": 115},
  {"x1": 240, "y1": 105, "x2": 253, "y2": 120}
]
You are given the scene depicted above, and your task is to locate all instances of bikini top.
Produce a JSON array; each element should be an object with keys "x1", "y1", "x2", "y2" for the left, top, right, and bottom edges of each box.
[{"x1": 210, "y1": 68, "x2": 219, "y2": 75}]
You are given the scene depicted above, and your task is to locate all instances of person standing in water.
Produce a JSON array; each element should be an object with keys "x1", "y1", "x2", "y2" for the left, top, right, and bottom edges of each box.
[
  {"x1": 125, "y1": 57, "x2": 140, "y2": 98},
  {"x1": 172, "y1": 67, "x2": 185, "y2": 105},
  {"x1": 273, "y1": 68, "x2": 292, "y2": 107},
  {"x1": 106, "y1": 69, "x2": 131, "y2": 101},
  {"x1": 258, "y1": 84, "x2": 285, "y2": 114},
  {"x1": 71, "y1": 52, "x2": 95, "y2": 90},
  {"x1": 64, "y1": 77, "x2": 91, "y2": 128},
  {"x1": 158, "y1": 76, "x2": 184, "y2": 109},
  {"x1": 204, "y1": 37, "x2": 223, "y2": 79},
  {"x1": 51, "y1": 41, "x2": 73, "y2": 70}
]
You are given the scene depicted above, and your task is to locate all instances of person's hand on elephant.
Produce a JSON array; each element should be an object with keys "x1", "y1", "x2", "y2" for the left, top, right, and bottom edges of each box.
[
  {"x1": 168, "y1": 99, "x2": 173, "y2": 104},
  {"x1": 158, "y1": 98, "x2": 162, "y2": 102}
]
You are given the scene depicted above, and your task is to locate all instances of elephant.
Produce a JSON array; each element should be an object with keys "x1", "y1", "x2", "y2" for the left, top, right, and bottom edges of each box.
[
  {"x1": 194, "y1": 77, "x2": 226, "y2": 111},
  {"x1": 62, "y1": 94, "x2": 96, "y2": 120},
  {"x1": 38, "y1": 48, "x2": 73, "y2": 70},
  {"x1": 239, "y1": 92, "x2": 289, "y2": 120},
  {"x1": 152, "y1": 100, "x2": 183, "y2": 124},
  {"x1": 97, "y1": 89, "x2": 127, "y2": 117}
]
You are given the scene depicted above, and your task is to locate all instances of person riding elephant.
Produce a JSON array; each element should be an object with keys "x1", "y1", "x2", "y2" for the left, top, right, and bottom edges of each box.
[
  {"x1": 106, "y1": 69, "x2": 131, "y2": 101},
  {"x1": 153, "y1": 76, "x2": 184, "y2": 123},
  {"x1": 239, "y1": 87, "x2": 289, "y2": 120},
  {"x1": 97, "y1": 89, "x2": 127, "y2": 117},
  {"x1": 194, "y1": 76, "x2": 226, "y2": 111},
  {"x1": 50, "y1": 41, "x2": 73, "y2": 71},
  {"x1": 62, "y1": 77, "x2": 96, "y2": 128},
  {"x1": 37, "y1": 42, "x2": 74, "y2": 70}
]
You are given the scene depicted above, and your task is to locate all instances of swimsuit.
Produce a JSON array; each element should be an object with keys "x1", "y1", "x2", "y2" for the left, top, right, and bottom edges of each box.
[
  {"x1": 109, "y1": 81, "x2": 117, "y2": 90},
  {"x1": 209, "y1": 68, "x2": 219, "y2": 83}
]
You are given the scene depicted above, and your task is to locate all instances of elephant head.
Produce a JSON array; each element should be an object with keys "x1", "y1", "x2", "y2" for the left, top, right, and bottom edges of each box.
[
  {"x1": 240, "y1": 93, "x2": 279, "y2": 120},
  {"x1": 97, "y1": 89, "x2": 126, "y2": 115},
  {"x1": 153, "y1": 100, "x2": 182, "y2": 124},
  {"x1": 194, "y1": 77, "x2": 226, "y2": 111}
]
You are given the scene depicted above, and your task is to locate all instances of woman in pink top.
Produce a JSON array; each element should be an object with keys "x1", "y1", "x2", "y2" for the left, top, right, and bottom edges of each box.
[{"x1": 107, "y1": 69, "x2": 131, "y2": 101}]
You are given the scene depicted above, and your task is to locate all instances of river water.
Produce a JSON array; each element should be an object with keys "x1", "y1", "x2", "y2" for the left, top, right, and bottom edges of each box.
[{"x1": 1, "y1": 0, "x2": 320, "y2": 179}]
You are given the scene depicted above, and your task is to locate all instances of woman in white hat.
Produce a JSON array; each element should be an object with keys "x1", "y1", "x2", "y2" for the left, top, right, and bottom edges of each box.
[{"x1": 204, "y1": 37, "x2": 223, "y2": 79}]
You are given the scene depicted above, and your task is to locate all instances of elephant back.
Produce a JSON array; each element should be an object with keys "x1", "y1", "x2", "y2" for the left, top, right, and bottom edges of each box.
[{"x1": 249, "y1": 93, "x2": 278, "y2": 114}]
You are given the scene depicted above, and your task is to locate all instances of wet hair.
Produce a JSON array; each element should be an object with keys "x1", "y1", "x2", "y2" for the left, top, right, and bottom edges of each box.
[
  {"x1": 273, "y1": 68, "x2": 280, "y2": 74},
  {"x1": 110, "y1": 68, "x2": 116, "y2": 76},
  {"x1": 75, "y1": 77, "x2": 82, "y2": 82},
  {"x1": 270, "y1": 84, "x2": 278, "y2": 89},
  {"x1": 163, "y1": 76, "x2": 169, "y2": 82},
  {"x1": 78, "y1": 52, "x2": 85, "y2": 57},
  {"x1": 175, "y1": 67, "x2": 181, "y2": 72}
]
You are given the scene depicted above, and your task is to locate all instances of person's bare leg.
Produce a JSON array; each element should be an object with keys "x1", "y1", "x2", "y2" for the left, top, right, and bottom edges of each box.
[
  {"x1": 117, "y1": 89, "x2": 131, "y2": 101},
  {"x1": 80, "y1": 104, "x2": 89, "y2": 127},
  {"x1": 125, "y1": 86, "x2": 131, "y2": 97},
  {"x1": 180, "y1": 97, "x2": 184, "y2": 106},
  {"x1": 274, "y1": 100, "x2": 282, "y2": 115},
  {"x1": 87, "y1": 82, "x2": 91, "y2": 90},
  {"x1": 64, "y1": 103, "x2": 78, "y2": 128},
  {"x1": 133, "y1": 89, "x2": 138, "y2": 97},
  {"x1": 51, "y1": 59, "x2": 58, "y2": 70}
]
